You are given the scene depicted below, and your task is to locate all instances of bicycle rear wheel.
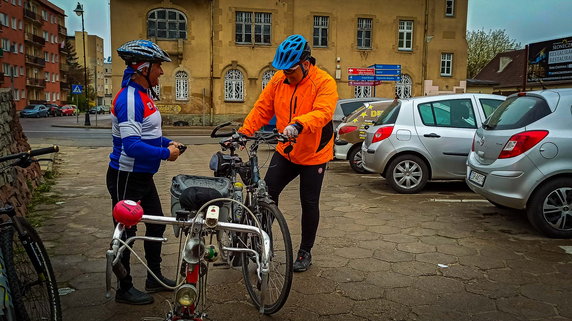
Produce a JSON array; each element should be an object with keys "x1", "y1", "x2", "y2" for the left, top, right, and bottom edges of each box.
[
  {"x1": 0, "y1": 217, "x2": 61, "y2": 321},
  {"x1": 241, "y1": 200, "x2": 292, "y2": 314},
  {"x1": 0, "y1": 232, "x2": 17, "y2": 321}
]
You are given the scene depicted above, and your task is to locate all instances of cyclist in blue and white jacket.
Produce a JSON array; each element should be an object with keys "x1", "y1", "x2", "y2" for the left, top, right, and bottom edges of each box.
[{"x1": 106, "y1": 39, "x2": 182, "y2": 305}]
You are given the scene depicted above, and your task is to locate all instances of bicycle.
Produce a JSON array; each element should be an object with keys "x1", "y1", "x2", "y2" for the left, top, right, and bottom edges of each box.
[
  {"x1": 105, "y1": 124, "x2": 294, "y2": 319},
  {"x1": 0, "y1": 146, "x2": 62, "y2": 321}
]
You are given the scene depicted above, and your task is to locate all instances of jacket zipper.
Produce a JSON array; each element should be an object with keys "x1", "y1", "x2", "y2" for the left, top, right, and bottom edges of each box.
[{"x1": 288, "y1": 84, "x2": 299, "y2": 123}]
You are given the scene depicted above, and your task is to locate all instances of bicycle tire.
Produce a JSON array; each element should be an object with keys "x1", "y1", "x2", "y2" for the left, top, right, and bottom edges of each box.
[
  {"x1": 241, "y1": 201, "x2": 292, "y2": 314},
  {"x1": 0, "y1": 228, "x2": 17, "y2": 321},
  {"x1": 0, "y1": 217, "x2": 62, "y2": 321}
]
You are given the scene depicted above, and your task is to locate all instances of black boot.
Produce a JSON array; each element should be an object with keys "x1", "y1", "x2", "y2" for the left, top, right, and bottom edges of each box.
[
  {"x1": 115, "y1": 286, "x2": 154, "y2": 305},
  {"x1": 145, "y1": 274, "x2": 177, "y2": 293}
]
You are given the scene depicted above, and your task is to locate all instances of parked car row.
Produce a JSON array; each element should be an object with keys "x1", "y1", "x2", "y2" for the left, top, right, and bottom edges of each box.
[
  {"x1": 18, "y1": 104, "x2": 108, "y2": 118},
  {"x1": 335, "y1": 89, "x2": 572, "y2": 238}
]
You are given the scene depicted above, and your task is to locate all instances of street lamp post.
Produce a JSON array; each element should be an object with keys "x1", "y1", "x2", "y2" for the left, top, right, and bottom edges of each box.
[{"x1": 74, "y1": 2, "x2": 90, "y2": 126}]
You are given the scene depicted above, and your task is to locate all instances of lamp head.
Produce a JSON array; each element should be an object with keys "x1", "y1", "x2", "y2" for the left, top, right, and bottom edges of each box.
[{"x1": 74, "y1": 2, "x2": 84, "y2": 16}]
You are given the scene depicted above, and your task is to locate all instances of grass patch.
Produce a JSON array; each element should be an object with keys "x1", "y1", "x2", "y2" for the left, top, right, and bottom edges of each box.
[{"x1": 26, "y1": 169, "x2": 61, "y2": 227}]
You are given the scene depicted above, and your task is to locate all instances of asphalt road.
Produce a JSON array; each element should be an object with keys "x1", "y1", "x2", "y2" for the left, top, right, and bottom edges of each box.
[{"x1": 20, "y1": 113, "x2": 218, "y2": 147}]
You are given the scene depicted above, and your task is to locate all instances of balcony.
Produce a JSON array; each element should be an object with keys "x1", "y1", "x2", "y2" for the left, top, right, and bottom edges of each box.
[
  {"x1": 24, "y1": 33, "x2": 45, "y2": 47},
  {"x1": 24, "y1": 10, "x2": 42, "y2": 24},
  {"x1": 26, "y1": 78, "x2": 46, "y2": 88},
  {"x1": 58, "y1": 25, "x2": 67, "y2": 36},
  {"x1": 25, "y1": 54, "x2": 45, "y2": 67}
]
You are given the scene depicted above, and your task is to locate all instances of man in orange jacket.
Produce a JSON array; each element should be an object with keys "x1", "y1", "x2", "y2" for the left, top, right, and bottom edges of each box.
[{"x1": 239, "y1": 34, "x2": 338, "y2": 272}]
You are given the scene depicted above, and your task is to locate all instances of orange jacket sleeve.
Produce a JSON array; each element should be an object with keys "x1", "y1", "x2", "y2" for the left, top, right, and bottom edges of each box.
[{"x1": 239, "y1": 80, "x2": 276, "y2": 136}]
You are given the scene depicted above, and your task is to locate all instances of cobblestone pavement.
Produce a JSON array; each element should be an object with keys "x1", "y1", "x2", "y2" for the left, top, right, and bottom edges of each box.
[{"x1": 33, "y1": 144, "x2": 572, "y2": 321}]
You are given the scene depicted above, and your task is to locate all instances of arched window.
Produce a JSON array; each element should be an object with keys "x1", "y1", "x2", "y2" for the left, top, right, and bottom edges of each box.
[
  {"x1": 354, "y1": 85, "x2": 372, "y2": 98},
  {"x1": 147, "y1": 8, "x2": 187, "y2": 39},
  {"x1": 261, "y1": 70, "x2": 275, "y2": 89},
  {"x1": 396, "y1": 74, "x2": 412, "y2": 98},
  {"x1": 224, "y1": 69, "x2": 244, "y2": 102},
  {"x1": 152, "y1": 85, "x2": 160, "y2": 100},
  {"x1": 175, "y1": 70, "x2": 188, "y2": 100}
]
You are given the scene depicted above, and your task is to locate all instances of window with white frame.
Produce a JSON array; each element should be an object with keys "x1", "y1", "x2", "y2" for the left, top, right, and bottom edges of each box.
[
  {"x1": 45, "y1": 92, "x2": 50, "y2": 101},
  {"x1": 224, "y1": 69, "x2": 244, "y2": 102},
  {"x1": 147, "y1": 8, "x2": 187, "y2": 39},
  {"x1": 440, "y1": 53, "x2": 453, "y2": 76},
  {"x1": 0, "y1": 13, "x2": 8, "y2": 27},
  {"x1": 21, "y1": 89, "x2": 25, "y2": 98},
  {"x1": 354, "y1": 85, "x2": 372, "y2": 98},
  {"x1": 395, "y1": 74, "x2": 412, "y2": 98},
  {"x1": 261, "y1": 70, "x2": 275, "y2": 89},
  {"x1": 445, "y1": 0, "x2": 455, "y2": 16},
  {"x1": 152, "y1": 85, "x2": 160, "y2": 99},
  {"x1": 235, "y1": 12, "x2": 271, "y2": 45},
  {"x1": 398, "y1": 20, "x2": 413, "y2": 51},
  {"x1": 11, "y1": 17, "x2": 16, "y2": 29},
  {"x1": 313, "y1": 16, "x2": 329, "y2": 47},
  {"x1": 175, "y1": 70, "x2": 189, "y2": 100},
  {"x1": 357, "y1": 18, "x2": 372, "y2": 49}
]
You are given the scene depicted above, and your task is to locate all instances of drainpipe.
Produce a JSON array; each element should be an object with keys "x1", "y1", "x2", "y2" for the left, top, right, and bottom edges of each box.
[
  {"x1": 209, "y1": 0, "x2": 215, "y2": 125},
  {"x1": 422, "y1": 0, "x2": 429, "y2": 95}
]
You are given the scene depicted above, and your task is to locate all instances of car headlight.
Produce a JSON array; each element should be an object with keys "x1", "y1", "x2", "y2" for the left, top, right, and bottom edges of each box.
[{"x1": 175, "y1": 284, "x2": 198, "y2": 306}]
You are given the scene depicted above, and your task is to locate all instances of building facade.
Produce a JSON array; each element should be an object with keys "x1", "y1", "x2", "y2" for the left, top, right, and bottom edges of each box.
[
  {"x1": 103, "y1": 57, "x2": 112, "y2": 107},
  {"x1": 0, "y1": 0, "x2": 65, "y2": 110},
  {"x1": 70, "y1": 31, "x2": 104, "y2": 106},
  {"x1": 0, "y1": 0, "x2": 26, "y2": 110},
  {"x1": 110, "y1": 0, "x2": 469, "y2": 124}
]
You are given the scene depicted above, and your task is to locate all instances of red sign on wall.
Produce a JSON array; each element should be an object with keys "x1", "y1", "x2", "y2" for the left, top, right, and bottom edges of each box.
[{"x1": 347, "y1": 67, "x2": 375, "y2": 75}]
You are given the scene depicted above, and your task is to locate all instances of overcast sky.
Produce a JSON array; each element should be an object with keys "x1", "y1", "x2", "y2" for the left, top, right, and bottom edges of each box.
[{"x1": 51, "y1": 0, "x2": 572, "y2": 59}]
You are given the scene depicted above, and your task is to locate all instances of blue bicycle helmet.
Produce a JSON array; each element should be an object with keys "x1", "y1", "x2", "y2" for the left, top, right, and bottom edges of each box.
[
  {"x1": 117, "y1": 39, "x2": 171, "y2": 64},
  {"x1": 272, "y1": 34, "x2": 311, "y2": 70}
]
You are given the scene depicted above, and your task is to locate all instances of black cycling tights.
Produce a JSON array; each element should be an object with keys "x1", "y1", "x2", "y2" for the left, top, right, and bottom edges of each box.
[
  {"x1": 264, "y1": 152, "x2": 327, "y2": 252},
  {"x1": 106, "y1": 167, "x2": 166, "y2": 290}
]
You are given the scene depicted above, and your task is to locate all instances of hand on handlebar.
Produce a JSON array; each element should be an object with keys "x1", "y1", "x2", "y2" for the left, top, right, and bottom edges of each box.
[{"x1": 220, "y1": 132, "x2": 246, "y2": 150}]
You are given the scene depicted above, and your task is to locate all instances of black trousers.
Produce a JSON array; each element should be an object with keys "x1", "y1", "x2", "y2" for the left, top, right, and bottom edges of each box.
[
  {"x1": 106, "y1": 167, "x2": 166, "y2": 290},
  {"x1": 264, "y1": 152, "x2": 327, "y2": 252}
]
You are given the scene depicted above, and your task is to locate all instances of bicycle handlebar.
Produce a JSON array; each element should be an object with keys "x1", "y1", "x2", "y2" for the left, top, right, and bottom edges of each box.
[
  {"x1": 0, "y1": 145, "x2": 59, "y2": 164},
  {"x1": 211, "y1": 122, "x2": 295, "y2": 144}
]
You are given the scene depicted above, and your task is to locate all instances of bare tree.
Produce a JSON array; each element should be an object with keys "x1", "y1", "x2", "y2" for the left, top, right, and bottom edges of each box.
[{"x1": 467, "y1": 29, "x2": 522, "y2": 78}]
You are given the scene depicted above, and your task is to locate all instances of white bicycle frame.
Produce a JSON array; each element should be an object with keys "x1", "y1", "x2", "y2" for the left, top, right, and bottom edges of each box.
[{"x1": 105, "y1": 202, "x2": 272, "y2": 315}]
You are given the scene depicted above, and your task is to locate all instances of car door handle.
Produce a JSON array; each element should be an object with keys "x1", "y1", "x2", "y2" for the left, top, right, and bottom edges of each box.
[{"x1": 423, "y1": 133, "x2": 441, "y2": 138}]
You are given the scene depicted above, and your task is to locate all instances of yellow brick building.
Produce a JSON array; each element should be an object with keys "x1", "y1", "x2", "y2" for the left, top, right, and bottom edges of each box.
[{"x1": 110, "y1": 0, "x2": 468, "y2": 125}]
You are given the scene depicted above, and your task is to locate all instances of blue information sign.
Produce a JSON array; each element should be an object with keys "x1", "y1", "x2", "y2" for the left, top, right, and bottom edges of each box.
[
  {"x1": 368, "y1": 64, "x2": 401, "y2": 70},
  {"x1": 71, "y1": 84, "x2": 83, "y2": 95},
  {"x1": 376, "y1": 76, "x2": 401, "y2": 81},
  {"x1": 375, "y1": 69, "x2": 401, "y2": 75},
  {"x1": 348, "y1": 75, "x2": 379, "y2": 81}
]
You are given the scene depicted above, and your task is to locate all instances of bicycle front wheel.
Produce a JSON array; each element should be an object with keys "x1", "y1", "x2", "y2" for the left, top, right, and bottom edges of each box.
[
  {"x1": 241, "y1": 200, "x2": 292, "y2": 314},
  {"x1": 0, "y1": 217, "x2": 62, "y2": 321}
]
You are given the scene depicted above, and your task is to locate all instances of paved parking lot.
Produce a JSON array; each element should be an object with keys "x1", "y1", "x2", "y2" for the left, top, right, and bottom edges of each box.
[{"x1": 33, "y1": 144, "x2": 572, "y2": 321}]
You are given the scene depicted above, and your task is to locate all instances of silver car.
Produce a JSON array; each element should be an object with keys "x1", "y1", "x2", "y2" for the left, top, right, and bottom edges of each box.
[
  {"x1": 362, "y1": 93, "x2": 505, "y2": 193},
  {"x1": 467, "y1": 89, "x2": 572, "y2": 238}
]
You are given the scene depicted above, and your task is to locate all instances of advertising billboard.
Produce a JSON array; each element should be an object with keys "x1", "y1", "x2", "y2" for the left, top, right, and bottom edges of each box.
[{"x1": 527, "y1": 36, "x2": 572, "y2": 82}]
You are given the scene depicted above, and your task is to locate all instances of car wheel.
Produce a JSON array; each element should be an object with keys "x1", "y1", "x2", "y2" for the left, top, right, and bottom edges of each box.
[
  {"x1": 527, "y1": 178, "x2": 572, "y2": 238},
  {"x1": 386, "y1": 154, "x2": 429, "y2": 194},
  {"x1": 348, "y1": 144, "x2": 371, "y2": 174}
]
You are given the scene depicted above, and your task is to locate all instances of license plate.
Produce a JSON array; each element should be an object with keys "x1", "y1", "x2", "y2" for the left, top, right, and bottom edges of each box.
[{"x1": 469, "y1": 170, "x2": 486, "y2": 187}]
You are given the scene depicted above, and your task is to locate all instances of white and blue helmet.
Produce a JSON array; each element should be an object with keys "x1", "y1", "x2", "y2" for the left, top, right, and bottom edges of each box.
[{"x1": 117, "y1": 39, "x2": 171, "y2": 64}]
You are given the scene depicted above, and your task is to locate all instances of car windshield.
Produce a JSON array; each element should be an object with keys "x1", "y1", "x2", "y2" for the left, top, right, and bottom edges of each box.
[
  {"x1": 24, "y1": 105, "x2": 37, "y2": 110},
  {"x1": 374, "y1": 100, "x2": 400, "y2": 126},
  {"x1": 483, "y1": 96, "x2": 551, "y2": 130}
]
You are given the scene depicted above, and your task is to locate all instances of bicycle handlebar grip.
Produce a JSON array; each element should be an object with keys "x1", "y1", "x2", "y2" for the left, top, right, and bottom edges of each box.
[
  {"x1": 29, "y1": 145, "x2": 59, "y2": 157},
  {"x1": 210, "y1": 121, "x2": 233, "y2": 138}
]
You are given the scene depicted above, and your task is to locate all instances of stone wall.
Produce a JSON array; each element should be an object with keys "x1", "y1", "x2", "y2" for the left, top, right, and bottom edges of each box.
[{"x1": 0, "y1": 88, "x2": 43, "y2": 217}]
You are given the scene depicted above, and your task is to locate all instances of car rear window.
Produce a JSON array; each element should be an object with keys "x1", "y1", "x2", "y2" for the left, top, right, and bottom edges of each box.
[
  {"x1": 341, "y1": 101, "x2": 370, "y2": 117},
  {"x1": 374, "y1": 100, "x2": 400, "y2": 126},
  {"x1": 479, "y1": 99, "x2": 504, "y2": 118},
  {"x1": 483, "y1": 96, "x2": 551, "y2": 130}
]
